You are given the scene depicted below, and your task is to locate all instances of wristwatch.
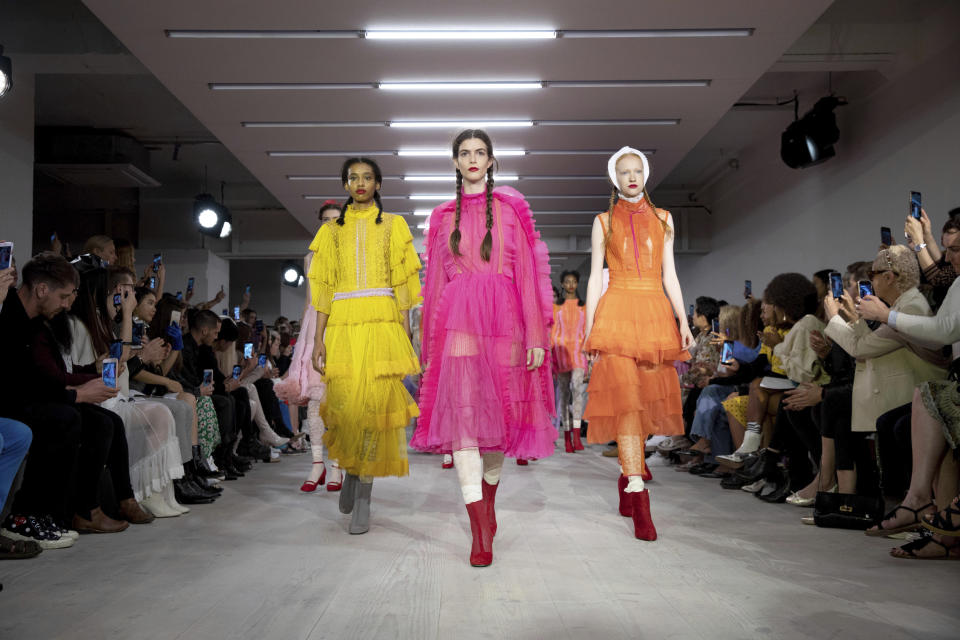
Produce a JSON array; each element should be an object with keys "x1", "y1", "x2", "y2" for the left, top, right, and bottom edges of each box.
[{"x1": 914, "y1": 243, "x2": 927, "y2": 253}]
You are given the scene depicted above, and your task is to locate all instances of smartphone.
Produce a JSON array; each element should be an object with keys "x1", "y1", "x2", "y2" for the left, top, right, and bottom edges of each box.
[
  {"x1": 688, "y1": 304, "x2": 694, "y2": 318},
  {"x1": 113, "y1": 293, "x2": 122, "y2": 308},
  {"x1": 170, "y1": 310, "x2": 182, "y2": 328},
  {"x1": 148, "y1": 276, "x2": 157, "y2": 290},
  {"x1": 858, "y1": 280, "x2": 874, "y2": 299},
  {"x1": 255, "y1": 319, "x2": 264, "y2": 331},
  {"x1": 829, "y1": 271, "x2": 844, "y2": 299},
  {"x1": 186, "y1": 277, "x2": 195, "y2": 294},
  {"x1": 244, "y1": 285, "x2": 251, "y2": 295},
  {"x1": 233, "y1": 306, "x2": 240, "y2": 321},
  {"x1": 202, "y1": 369, "x2": 214, "y2": 386},
  {"x1": 720, "y1": 340, "x2": 735, "y2": 365},
  {"x1": 152, "y1": 253, "x2": 162, "y2": 272},
  {"x1": 258, "y1": 354, "x2": 267, "y2": 367},
  {"x1": 243, "y1": 342, "x2": 254, "y2": 359},
  {"x1": 102, "y1": 358, "x2": 118, "y2": 389},
  {"x1": 711, "y1": 318, "x2": 720, "y2": 334},
  {"x1": 175, "y1": 291, "x2": 183, "y2": 301},
  {"x1": 132, "y1": 322, "x2": 144, "y2": 347},
  {"x1": 108, "y1": 340, "x2": 123, "y2": 360},
  {"x1": 910, "y1": 191, "x2": 922, "y2": 220},
  {"x1": 881, "y1": 226, "x2": 893, "y2": 246},
  {"x1": 0, "y1": 242, "x2": 12, "y2": 270},
  {"x1": 222, "y1": 308, "x2": 229, "y2": 316},
  {"x1": 744, "y1": 280, "x2": 752, "y2": 298},
  {"x1": 232, "y1": 365, "x2": 242, "y2": 380},
  {"x1": 50, "y1": 233, "x2": 57, "y2": 244}
]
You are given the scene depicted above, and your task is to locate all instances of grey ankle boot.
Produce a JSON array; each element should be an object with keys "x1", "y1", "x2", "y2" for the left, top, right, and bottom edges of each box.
[
  {"x1": 339, "y1": 473, "x2": 359, "y2": 514},
  {"x1": 349, "y1": 480, "x2": 373, "y2": 535}
]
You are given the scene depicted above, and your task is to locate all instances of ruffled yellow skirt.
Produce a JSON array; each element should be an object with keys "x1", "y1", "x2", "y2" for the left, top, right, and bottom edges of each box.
[{"x1": 321, "y1": 295, "x2": 420, "y2": 477}]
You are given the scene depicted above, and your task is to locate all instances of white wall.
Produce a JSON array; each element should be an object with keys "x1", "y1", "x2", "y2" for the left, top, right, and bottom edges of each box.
[
  {"x1": 134, "y1": 248, "x2": 230, "y2": 311},
  {"x1": 0, "y1": 72, "x2": 34, "y2": 268},
  {"x1": 675, "y1": 39, "x2": 960, "y2": 304}
]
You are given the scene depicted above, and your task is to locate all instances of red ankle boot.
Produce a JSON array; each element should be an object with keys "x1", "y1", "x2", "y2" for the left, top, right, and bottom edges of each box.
[
  {"x1": 629, "y1": 489, "x2": 658, "y2": 541},
  {"x1": 618, "y1": 475, "x2": 632, "y2": 517},
  {"x1": 564, "y1": 430, "x2": 575, "y2": 453},
  {"x1": 641, "y1": 465, "x2": 652, "y2": 482},
  {"x1": 482, "y1": 479, "x2": 499, "y2": 537},
  {"x1": 465, "y1": 501, "x2": 493, "y2": 567},
  {"x1": 572, "y1": 429, "x2": 584, "y2": 451}
]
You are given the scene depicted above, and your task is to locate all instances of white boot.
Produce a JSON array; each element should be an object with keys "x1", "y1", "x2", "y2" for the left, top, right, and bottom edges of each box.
[
  {"x1": 163, "y1": 482, "x2": 190, "y2": 515},
  {"x1": 142, "y1": 492, "x2": 182, "y2": 518},
  {"x1": 716, "y1": 431, "x2": 762, "y2": 464}
]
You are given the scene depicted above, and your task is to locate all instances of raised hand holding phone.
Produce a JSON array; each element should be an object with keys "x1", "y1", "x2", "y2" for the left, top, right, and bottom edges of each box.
[{"x1": 102, "y1": 358, "x2": 118, "y2": 389}]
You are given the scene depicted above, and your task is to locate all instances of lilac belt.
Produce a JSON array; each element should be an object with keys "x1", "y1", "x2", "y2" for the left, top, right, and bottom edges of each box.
[{"x1": 333, "y1": 288, "x2": 394, "y2": 301}]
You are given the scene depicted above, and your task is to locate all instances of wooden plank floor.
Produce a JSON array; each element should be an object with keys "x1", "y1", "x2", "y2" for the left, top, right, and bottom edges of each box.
[{"x1": 1, "y1": 441, "x2": 957, "y2": 640}]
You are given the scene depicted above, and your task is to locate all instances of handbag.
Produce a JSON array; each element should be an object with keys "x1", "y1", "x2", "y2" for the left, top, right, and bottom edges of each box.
[{"x1": 813, "y1": 491, "x2": 885, "y2": 530}]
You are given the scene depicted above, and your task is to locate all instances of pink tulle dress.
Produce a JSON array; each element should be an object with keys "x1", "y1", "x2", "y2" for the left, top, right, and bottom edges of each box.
[
  {"x1": 274, "y1": 299, "x2": 327, "y2": 406},
  {"x1": 410, "y1": 186, "x2": 556, "y2": 458}
]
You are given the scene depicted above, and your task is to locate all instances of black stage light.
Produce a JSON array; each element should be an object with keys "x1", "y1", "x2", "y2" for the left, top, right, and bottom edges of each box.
[
  {"x1": 194, "y1": 193, "x2": 232, "y2": 238},
  {"x1": 0, "y1": 46, "x2": 12, "y2": 98},
  {"x1": 781, "y1": 96, "x2": 847, "y2": 169},
  {"x1": 281, "y1": 262, "x2": 304, "y2": 287}
]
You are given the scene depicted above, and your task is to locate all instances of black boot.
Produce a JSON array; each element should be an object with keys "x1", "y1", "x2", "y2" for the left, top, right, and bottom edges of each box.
[
  {"x1": 193, "y1": 446, "x2": 223, "y2": 479},
  {"x1": 174, "y1": 479, "x2": 216, "y2": 504}
]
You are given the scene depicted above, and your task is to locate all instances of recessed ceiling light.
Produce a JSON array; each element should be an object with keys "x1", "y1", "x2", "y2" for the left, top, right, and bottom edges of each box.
[
  {"x1": 380, "y1": 81, "x2": 542, "y2": 91},
  {"x1": 409, "y1": 194, "x2": 455, "y2": 201},
  {"x1": 390, "y1": 120, "x2": 533, "y2": 128},
  {"x1": 558, "y1": 29, "x2": 753, "y2": 38},
  {"x1": 545, "y1": 80, "x2": 708, "y2": 88},
  {"x1": 366, "y1": 29, "x2": 557, "y2": 40},
  {"x1": 404, "y1": 175, "x2": 518, "y2": 182}
]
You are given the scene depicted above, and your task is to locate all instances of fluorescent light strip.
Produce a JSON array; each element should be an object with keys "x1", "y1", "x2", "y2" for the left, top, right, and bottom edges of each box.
[
  {"x1": 166, "y1": 28, "x2": 752, "y2": 40},
  {"x1": 247, "y1": 119, "x2": 672, "y2": 128},
  {"x1": 213, "y1": 81, "x2": 705, "y2": 91},
  {"x1": 389, "y1": 120, "x2": 533, "y2": 128},
  {"x1": 304, "y1": 194, "x2": 609, "y2": 201},
  {"x1": 366, "y1": 30, "x2": 557, "y2": 40},
  {"x1": 380, "y1": 82, "x2": 542, "y2": 91},
  {"x1": 404, "y1": 175, "x2": 518, "y2": 182},
  {"x1": 414, "y1": 209, "x2": 434, "y2": 216},
  {"x1": 558, "y1": 29, "x2": 753, "y2": 38},
  {"x1": 273, "y1": 149, "x2": 650, "y2": 158},
  {"x1": 397, "y1": 149, "x2": 527, "y2": 157}
]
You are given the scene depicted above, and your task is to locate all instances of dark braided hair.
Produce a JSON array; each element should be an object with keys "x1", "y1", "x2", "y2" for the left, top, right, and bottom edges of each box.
[
  {"x1": 337, "y1": 157, "x2": 384, "y2": 226},
  {"x1": 450, "y1": 129, "x2": 496, "y2": 261}
]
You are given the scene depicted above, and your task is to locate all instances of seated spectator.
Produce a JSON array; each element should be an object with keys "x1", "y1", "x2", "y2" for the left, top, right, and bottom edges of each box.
[
  {"x1": 858, "y1": 230, "x2": 960, "y2": 558},
  {"x1": 0, "y1": 252, "x2": 126, "y2": 546},
  {"x1": 906, "y1": 207, "x2": 959, "y2": 308},
  {"x1": 824, "y1": 246, "x2": 948, "y2": 497},
  {"x1": 82, "y1": 235, "x2": 117, "y2": 266}
]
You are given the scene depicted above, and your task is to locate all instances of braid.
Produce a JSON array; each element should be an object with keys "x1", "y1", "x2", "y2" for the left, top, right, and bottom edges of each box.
[
  {"x1": 642, "y1": 185, "x2": 671, "y2": 239},
  {"x1": 480, "y1": 166, "x2": 494, "y2": 262},
  {"x1": 449, "y1": 170, "x2": 463, "y2": 256},
  {"x1": 373, "y1": 192, "x2": 383, "y2": 224},
  {"x1": 604, "y1": 186, "x2": 618, "y2": 246},
  {"x1": 337, "y1": 197, "x2": 352, "y2": 226}
]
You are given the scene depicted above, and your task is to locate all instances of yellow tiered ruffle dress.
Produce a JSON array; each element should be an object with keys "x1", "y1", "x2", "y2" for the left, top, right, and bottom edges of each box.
[{"x1": 308, "y1": 205, "x2": 422, "y2": 477}]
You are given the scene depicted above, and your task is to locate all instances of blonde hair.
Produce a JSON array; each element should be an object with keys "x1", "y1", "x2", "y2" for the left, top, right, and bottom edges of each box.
[
  {"x1": 718, "y1": 305, "x2": 741, "y2": 340},
  {"x1": 873, "y1": 245, "x2": 919, "y2": 292}
]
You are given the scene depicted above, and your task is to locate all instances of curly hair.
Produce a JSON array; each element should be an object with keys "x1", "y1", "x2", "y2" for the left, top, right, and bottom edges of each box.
[
  {"x1": 694, "y1": 296, "x2": 720, "y2": 323},
  {"x1": 762, "y1": 273, "x2": 818, "y2": 323}
]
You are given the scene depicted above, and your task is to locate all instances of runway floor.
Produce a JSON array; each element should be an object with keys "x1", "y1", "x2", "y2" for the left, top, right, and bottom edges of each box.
[{"x1": 1, "y1": 442, "x2": 956, "y2": 640}]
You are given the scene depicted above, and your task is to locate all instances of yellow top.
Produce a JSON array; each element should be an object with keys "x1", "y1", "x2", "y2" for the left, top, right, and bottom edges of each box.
[{"x1": 307, "y1": 205, "x2": 422, "y2": 315}]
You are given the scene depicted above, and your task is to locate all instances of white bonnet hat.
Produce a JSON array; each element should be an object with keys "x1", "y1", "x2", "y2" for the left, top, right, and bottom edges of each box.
[{"x1": 607, "y1": 146, "x2": 650, "y2": 189}]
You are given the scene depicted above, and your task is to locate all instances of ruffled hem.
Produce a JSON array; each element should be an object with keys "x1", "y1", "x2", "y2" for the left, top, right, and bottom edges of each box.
[
  {"x1": 413, "y1": 273, "x2": 555, "y2": 459},
  {"x1": 585, "y1": 288, "x2": 689, "y2": 363},
  {"x1": 130, "y1": 437, "x2": 184, "y2": 502},
  {"x1": 583, "y1": 354, "x2": 684, "y2": 443},
  {"x1": 274, "y1": 302, "x2": 327, "y2": 405}
]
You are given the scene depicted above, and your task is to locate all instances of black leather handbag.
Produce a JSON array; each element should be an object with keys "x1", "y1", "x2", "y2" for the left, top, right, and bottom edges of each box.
[{"x1": 813, "y1": 491, "x2": 885, "y2": 530}]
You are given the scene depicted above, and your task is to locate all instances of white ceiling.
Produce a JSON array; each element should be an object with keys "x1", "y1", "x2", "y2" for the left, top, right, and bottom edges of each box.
[{"x1": 79, "y1": 0, "x2": 836, "y2": 237}]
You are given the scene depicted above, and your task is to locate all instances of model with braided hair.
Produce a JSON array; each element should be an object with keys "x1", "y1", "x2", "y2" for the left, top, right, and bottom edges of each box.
[
  {"x1": 309, "y1": 158, "x2": 421, "y2": 534},
  {"x1": 411, "y1": 130, "x2": 555, "y2": 567},
  {"x1": 582, "y1": 147, "x2": 694, "y2": 541}
]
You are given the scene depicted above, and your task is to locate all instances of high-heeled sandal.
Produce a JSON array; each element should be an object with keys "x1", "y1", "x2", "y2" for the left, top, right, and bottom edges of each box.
[
  {"x1": 300, "y1": 462, "x2": 326, "y2": 492},
  {"x1": 327, "y1": 465, "x2": 343, "y2": 492},
  {"x1": 864, "y1": 501, "x2": 935, "y2": 537}
]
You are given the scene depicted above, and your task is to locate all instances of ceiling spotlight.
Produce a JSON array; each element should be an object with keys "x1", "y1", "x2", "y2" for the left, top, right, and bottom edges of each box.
[
  {"x1": 0, "y1": 46, "x2": 12, "y2": 98},
  {"x1": 194, "y1": 193, "x2": 232, "y2": 238},
  {"x1": 781, "y1": 95, "x2": 848, "y2": 169},
  {"x1": 282, "y1": 262, "x2": 304, "y2": 287}
]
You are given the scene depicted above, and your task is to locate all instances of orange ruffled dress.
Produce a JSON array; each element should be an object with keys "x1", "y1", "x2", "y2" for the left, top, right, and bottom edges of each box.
[{"x1": 583, "y1": 199, "x2": 689, "y2": 444}]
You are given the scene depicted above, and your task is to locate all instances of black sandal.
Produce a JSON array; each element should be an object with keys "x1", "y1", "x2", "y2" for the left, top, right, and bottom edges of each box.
[
  {"x1": 890, "y1": 530, "x2": 960, "y2": 560},
  {"x1": 0, "y1": 536, "x2": 42, "y2": 560},
  {"x1": 922, "y1": 496, "x2": 960, "y2": 537},
  {"x1": 864, "y1": 501, "x2": 934, "y2": 537}
]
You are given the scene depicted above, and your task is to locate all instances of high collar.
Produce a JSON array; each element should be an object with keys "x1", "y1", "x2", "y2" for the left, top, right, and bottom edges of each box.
[
  {"x1": 615, "y1": 197, "x2": 649, "y2": 214},
  {"x1": 346, "y1": 203, "x2": 381, "y2": 219},
  {"x1": 460, "y1": 188, "x2": 491, "y2": 200}
]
